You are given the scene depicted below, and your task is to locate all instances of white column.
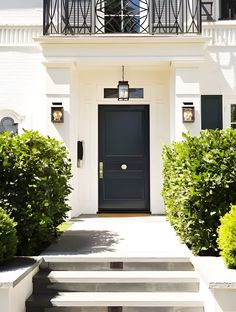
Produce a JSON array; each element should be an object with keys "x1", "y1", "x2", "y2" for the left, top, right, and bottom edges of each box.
[{"x1": 170, "y1": 63, "x2": 201, "y2": 142}]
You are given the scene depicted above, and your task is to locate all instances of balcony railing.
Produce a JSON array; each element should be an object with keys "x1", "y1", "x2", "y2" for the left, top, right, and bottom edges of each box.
[{"x1": 43, "y1": 0, "x2": 202, "y2": 35}]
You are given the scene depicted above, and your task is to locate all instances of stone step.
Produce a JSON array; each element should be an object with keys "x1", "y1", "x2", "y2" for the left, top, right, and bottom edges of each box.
[
  {"x1": 41, "y1": 260, "x2": 194, "y2": 272},
  {"x1": 26, "y1": 292, "x2": 204, "y2": 312},
  {"x1": 42, "y1": 258, "x2": 190, "y2": 263},
  {"x1": 31, "y1": 308, "x2": 204, "y2": 312},
  {"x1": 33, "y1": 270, "x2": 199, "y2": 293},
  {"x1": 35, "y1": 270, "x2": 200, "y2": 283}
]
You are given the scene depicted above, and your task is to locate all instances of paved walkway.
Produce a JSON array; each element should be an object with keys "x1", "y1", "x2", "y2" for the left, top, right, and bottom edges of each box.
[{"x1": 42, "y1": 215, "x2": 191, "y2": 259}]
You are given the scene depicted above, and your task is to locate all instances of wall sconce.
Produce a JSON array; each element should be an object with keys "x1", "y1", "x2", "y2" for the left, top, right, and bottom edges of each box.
[
  {"x1": 182, "y1": 106, "x2": 195, "y2": 123},
  {"x1": 118, "y1": 66, "x2": 129, "y2": 101},
  {"x1": 51, "y1": 106, "x2": 64, "y2": 123}
]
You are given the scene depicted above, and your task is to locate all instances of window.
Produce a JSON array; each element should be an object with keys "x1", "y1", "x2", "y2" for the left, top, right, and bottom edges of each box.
[
  {"x1": 221, "y1": 0, "x2": 236, "y2": 20},
  {"x1": 64, "y1": 0, "x2": 92, "y2": 34},
  {"x1": 0, "y1": 117, "x2": 18, "y2": 134},
  {"x1": 104, "y1": 0, "x2": 140, "y2": 33},
  {"x1": 231, "y1": 104, "x2": 236, "y2": 128},
  {"x1": 104, "y1": 88, "x2": 144, "y2": 99},
  {"x1": 153, "y1": 0, "x2": 181, "y2": 33},
  {"x1": 201, "y1": 2, "x2": 213, "y2": 21},
  {"x1": 96, "y1": 0, "x2": 148, "y2": 33}
]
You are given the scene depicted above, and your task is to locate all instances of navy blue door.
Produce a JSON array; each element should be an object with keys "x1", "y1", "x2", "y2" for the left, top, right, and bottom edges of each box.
[{"x1": 98, "y1": 105, "x2": 150, "y2": 212}]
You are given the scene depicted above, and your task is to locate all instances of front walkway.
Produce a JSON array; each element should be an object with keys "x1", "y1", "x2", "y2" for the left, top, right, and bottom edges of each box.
[
  {"x1": 39, "y1": 215, "x2": 236, "y2": 311},
  {"x1": 42, "y1": 215, "x2": 191, "y2": 260}
]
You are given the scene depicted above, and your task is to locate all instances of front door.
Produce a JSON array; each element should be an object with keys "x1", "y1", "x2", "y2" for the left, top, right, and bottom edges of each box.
[{"x1": 98, "y1": 105, "x2": 150, "y2": 213}]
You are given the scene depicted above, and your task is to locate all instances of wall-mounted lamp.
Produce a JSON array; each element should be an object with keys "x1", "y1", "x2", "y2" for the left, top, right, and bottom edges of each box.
[
  {"x1": 182, "y1": 106, "x2": 195, "y2": 123},
  {"x1": 51, "y1": 105, "x2": 64, "y2": 123},
  {"x1": 118, "y1": 66, "x2": 129, "y2": 101}
]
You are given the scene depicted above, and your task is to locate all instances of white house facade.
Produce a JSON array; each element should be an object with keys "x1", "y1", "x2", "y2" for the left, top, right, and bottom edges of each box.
[{"x1": 0, "y1": 0, "x2": 236, "y2": 217}]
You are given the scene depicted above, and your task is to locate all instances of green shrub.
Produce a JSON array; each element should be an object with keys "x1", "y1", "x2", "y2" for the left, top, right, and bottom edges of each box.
[
  {"x1": 0, "y1": 130, "x2": 72, "y2": 255},
  {"x1": 0, "y1": 208, "x2": 17, "y2": 263},
  {"x1": 162, "y1": 129, "x2": 236, "y2": 255},
  {"x1": 218, "y1": 205, "x2": 236, "y2": 268}
]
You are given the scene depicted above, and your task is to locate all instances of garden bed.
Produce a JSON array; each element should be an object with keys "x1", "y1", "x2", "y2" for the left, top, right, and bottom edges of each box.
[
  {"x1": 0, "y1": 257, "x2": 42, "y2": 312},
  {"x1": 192, "y1": 256, "x2": 236, "y2": 312}
]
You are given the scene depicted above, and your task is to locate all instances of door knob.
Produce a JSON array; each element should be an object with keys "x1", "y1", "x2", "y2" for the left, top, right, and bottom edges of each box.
[{"x1": 121, "y1": 164, "x2": 128, "y2": 170}]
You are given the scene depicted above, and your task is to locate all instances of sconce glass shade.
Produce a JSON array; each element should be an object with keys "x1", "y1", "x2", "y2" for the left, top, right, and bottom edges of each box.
[
  {"x1": 118, "y1": 81, "x2": 129, "y2": 101},
  {"x1": 51, "y1": 107, "x2": 64, "y2": 123},
  {"x1": 182, "y1": 107, "x2": 195, "y2": 123}
]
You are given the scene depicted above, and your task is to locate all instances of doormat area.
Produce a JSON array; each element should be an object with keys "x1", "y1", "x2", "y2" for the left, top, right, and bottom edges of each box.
[{"x1": 97, "y1": 213, "x2": 151, "y2": 217}]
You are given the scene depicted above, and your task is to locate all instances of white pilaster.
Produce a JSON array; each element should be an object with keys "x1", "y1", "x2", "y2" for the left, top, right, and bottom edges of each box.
[
  {"x1": 170, "y1": 63, "x2": 201, "y2": 142},
  {"x1": 44, "y1": 62, "x2": 79, "y2": 217}
]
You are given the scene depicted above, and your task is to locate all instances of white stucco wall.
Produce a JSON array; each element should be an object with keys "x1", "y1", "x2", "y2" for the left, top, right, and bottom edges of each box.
[
  {"x1": 0, "y1": 5, "x2": 42, "y2": 26},
  {"x1": 0, "y1": 47, "x2": 45, "y2": 133},
  {"x1": 0, "y1": 0, "x2": 42, "y2": 10}
]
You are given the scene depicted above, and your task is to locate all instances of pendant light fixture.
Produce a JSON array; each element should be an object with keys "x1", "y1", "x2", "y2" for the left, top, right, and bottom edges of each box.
[{"x1": 118, "y1": 65, "x2": 129, "y2": 101}]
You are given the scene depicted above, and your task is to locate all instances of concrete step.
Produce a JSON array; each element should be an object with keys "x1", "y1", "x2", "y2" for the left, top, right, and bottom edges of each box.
[
  {"x1": 26, "y1": 292, "x2": 204, "y2": 312},
  {"x1": 35, "y1": 270, "x2": 200, "y2": 283},
  {"x1": 33, "y1": 270, "x2": 199, "y2": 293},
  {"x1": 31, "y1": 308, "x2": 204, "y2": 312},
  {"x1": 26, "y1": 307, "x2": 204, "y2": 312},
  {"x1": 41, "y1": 260, "x2": 194, "y2": 272}
]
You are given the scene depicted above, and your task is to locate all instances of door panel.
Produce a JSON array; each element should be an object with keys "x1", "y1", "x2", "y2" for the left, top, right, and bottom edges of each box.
[
  {"x1": 105, "y1": 111, "x2": 143, "y2": 155},
  {"x1": 98, "y1": 105, "x2": 150, "y2": 212}
]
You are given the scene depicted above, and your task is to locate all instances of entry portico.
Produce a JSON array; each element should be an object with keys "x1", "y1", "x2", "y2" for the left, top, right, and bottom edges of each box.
[{"x1": 39, "y1": 35, "x2": 207, "y2": 216}]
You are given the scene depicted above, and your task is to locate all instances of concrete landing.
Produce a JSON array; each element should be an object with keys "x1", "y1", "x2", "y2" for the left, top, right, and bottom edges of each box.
[{"x1": 42, "y1": 215, "x2": 191, "y2": 260}]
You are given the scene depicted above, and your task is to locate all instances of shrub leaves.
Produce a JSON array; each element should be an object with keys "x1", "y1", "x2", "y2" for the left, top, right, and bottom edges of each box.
[
  {"x1": 162, "y1": 129, "x2": 236, "y2": 255},
  {"x1": 0, "y1": 130, "x2": 72, "y2": 255}
]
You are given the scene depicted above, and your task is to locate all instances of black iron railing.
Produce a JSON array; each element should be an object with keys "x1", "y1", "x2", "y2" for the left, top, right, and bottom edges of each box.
[{"x1": 43, "y1": 0, "x2": 202, "y2": 35}]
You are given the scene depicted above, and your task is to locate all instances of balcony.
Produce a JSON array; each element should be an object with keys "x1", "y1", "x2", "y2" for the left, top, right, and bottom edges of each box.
[{"x1": 43, "y1": 0, "x2": 202, "y2": 36}]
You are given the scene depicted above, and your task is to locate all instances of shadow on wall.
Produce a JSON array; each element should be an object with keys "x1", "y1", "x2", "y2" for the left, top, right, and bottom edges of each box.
[
  {"x1": 206, "y1": 47, "x2": 236, "y2": 93},
  {"x1": 0, "y1": 0, "x2": 42, "y2": 9},
  {"x1": 43, "y1": 230, "x2": 122, "y2": 255}
]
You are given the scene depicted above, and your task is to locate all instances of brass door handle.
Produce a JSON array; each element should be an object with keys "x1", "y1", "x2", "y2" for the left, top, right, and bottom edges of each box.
[
  {"x1": 121, "y1": 164, "x2": 128, "y2": 170},
  {"x1": 99, "y1": 161, "x2": 103, "y2": 179}
]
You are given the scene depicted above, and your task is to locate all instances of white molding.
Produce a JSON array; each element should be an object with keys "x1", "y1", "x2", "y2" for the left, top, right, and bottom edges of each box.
[
  {"x1": 0, "y1": 25, "x2": 42, "y2": 46},
  {"x1": 202, "y1": 22, "x2": 236, "y2": 46},
  {"x1": 0, "y1": 21, "x2": 236, "y2": 47},
  {"x1": 36, "y1": 34, "x2": 210, "y2": 45},
  {"x1": 0, "y1": 109, "x2": 25, "y2": 123},
  {"x1": 42, "y1": 61, "x2": 74, "y2": 69}
]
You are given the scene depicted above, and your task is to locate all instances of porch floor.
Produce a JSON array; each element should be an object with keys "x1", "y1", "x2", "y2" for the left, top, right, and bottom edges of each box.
[{"x1": 42, "y1": 215, "x2": 191, "y2": 261}]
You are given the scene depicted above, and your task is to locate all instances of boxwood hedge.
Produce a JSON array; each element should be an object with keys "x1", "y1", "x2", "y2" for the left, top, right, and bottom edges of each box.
[
  {"x1": 0, "y1": 208, "x2": 17, "y2": 263},
  {"x1": 0, "y1": 130, "x2": 72, "y2": 255},
  {"x1": 162, "y1": 129, "x2": 236, "y2": 255},
  {"x1": 218, "y1": 205, "x2": 236, "y2": 268}
]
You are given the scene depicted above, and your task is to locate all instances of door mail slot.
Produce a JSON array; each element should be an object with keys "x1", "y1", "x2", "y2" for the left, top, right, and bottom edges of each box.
[{"x1": 77, "y1": 141, "x2": 83, "y2": 167}]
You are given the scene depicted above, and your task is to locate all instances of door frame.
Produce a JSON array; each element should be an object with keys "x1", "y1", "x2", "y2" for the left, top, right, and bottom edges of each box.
[{"x1": 98, "y1": 104, "x2": 150, "y2": 213}]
